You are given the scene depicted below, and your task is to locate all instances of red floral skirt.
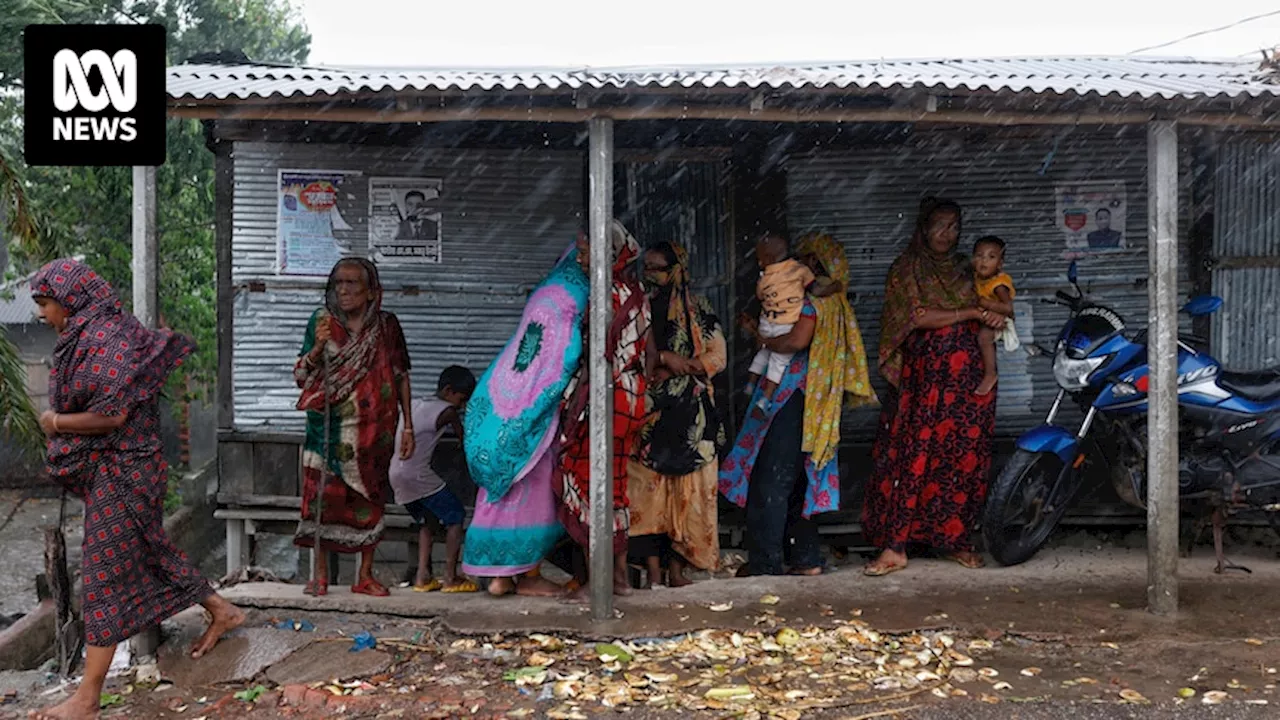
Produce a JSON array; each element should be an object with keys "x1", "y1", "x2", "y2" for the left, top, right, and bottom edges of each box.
[{"x1": 863, "y1": 322, "x2": 996, "y2": 553}]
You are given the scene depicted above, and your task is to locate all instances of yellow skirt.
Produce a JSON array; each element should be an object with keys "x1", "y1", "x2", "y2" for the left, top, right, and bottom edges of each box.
[{"x1": 627, "y1": 459, "x2": 721, "y2": 571}]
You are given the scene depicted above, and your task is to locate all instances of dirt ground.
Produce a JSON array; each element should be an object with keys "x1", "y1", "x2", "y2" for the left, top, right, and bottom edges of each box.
[{"x1": 2, "y1": 544, "x2": 1277, "y2": 720}]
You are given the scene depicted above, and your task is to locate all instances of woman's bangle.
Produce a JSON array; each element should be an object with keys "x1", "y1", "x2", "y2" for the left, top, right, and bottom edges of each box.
[{"x1": 52, "y1": 413, "x2": 60, "y2": 433}]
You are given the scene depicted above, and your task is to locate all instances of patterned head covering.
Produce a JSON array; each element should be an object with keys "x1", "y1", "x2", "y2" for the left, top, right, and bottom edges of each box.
[
  {"x1": 794, "y1": 233, "x2": 877, "y2": 469},
  {"x1": 297, "y1": 257, "x2": 394, "y2": 411},
  {"x1": 878, "y1": 198, "x2": 976, "y2": 387},
  {"x1": 324, "y1": 257, "x2": 384, "y2": 325},
  {"x1": 30, "y1": 258, "x2": 193, "y2": 474},
  {"x1": 644, "y1": 241, "x2": 706, "y2": 362}
]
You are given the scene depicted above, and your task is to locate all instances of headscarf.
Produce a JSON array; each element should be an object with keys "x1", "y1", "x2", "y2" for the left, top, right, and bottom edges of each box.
[
  {"x1": 645, "y1": 241, "x2": 706, "y2": 362},
  {"x1": 561, "y1": 220, "x2": 647, "y2": 444},
  {"x1": 30, "y1": 258, "x2": 193, "y2": 473},
  {"x1": 640, "y1": 241, "x2": 726, "y2": 476},
  {"x1": 464, "y1": 245, "x2": 590, "y2": 500},
  {"x1": 878, "y1": 198, "x2": 977, "y2": 387},
  {"x1": 296, "y1": 258, "x2": 391, "y2": 411},
  {"x1": 795, "y1": 233, "x2": 878, "y2": 469}
]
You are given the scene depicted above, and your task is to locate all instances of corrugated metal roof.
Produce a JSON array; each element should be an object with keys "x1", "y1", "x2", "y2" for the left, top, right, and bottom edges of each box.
[
  {"x1": 0, "y1": 285, "x2": 38, "y2": 325},
  {"x1": 0, "y1": 257, "x2": 84, "y2": 325},
  {"x1": 167, "y1": 56, "x2": 1280, "y2": 103}
]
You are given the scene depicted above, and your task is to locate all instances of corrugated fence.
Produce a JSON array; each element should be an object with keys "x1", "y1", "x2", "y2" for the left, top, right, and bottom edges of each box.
[
  {"x1": 785, "y1": 126, "x2": 1192, "y2": 439},
  {"x1": 231, "y1": 142, "x2": 584, "y2": 431},
  {"x1": 1212, "y1": 135, "x2": 1280, "y2": 370}
]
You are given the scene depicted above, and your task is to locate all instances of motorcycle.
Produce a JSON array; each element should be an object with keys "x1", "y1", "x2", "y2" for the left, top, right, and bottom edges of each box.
[{"x1": 982, "y1": 261, "x2": 1280, "y2": 571}]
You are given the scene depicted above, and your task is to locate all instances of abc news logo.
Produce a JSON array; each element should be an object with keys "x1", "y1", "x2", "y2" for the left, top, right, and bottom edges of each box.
[{"x1": 24, "y1": 24, "x2": 166, "y2": 166}]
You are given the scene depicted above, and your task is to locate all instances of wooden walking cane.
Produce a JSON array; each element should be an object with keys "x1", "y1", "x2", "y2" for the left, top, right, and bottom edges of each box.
[{"x1": 307, "y1": 333, "x2": 330, "y2": 594}]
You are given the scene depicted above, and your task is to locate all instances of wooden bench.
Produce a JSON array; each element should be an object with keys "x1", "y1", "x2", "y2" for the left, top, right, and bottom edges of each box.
[{"x1": 215, "y1": 492, "x2": 478, "y2": 577}]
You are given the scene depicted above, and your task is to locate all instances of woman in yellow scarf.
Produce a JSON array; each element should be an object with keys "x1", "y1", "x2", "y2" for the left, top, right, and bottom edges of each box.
[{"x1": 794, "y1": 232, "x2": 878, "y2": 470}]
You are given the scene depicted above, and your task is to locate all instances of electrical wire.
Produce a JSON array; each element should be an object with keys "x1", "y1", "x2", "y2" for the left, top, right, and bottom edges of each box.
[{"x1": 1128, "y1": 9, "x2": 1280, "y2": 55}]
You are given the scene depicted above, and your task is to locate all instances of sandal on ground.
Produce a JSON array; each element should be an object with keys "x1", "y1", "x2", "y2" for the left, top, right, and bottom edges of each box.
[
  {"x1": 863, "y1": 560, "x2": 907, "y2": 577},
  {"x1": 412, "y1": 578, "x2": 443, "y2": 592},
  {"x1": 304, "y1": 579, "x2": 329, "y2": 596},
  {"x1": 945, "y1": 552, "x2": 986, "y2": 569},
  {"x1": 442, "y1": 580, "x2": 480, "y2": 593},
  {"x1": 351, "y1": 578, "x2": 390, "y2": 597}
]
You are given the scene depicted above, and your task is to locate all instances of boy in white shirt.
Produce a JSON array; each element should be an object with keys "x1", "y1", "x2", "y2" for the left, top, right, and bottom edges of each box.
[{"x1": 390, "y1": 366, "x2": 477, "y2": 592}]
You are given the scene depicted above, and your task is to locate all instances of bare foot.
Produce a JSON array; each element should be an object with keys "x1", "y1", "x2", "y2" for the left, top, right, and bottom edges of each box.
[
  {"x1": 863, "y1": 549, "x2": 908, "y2": 577},
  {"x1": 487, "y1": 577, "x2": 515, "y2": 596},
  {"x1": 613, "y1": 577, "x2": 633, "y2": 596},
  {"x1": 560, "y1": 584, "x2": 590, "y2": 604},
  {"x1": 787, "y1": 566, "x2": 823, "y2": 576},
  {"x1": 946, "y1": 551, "x2": 986, "y2": 569},
  {"x1": 191, "y1": 597, "x2": 246, "y2": 659},
  {"x1": 515, "y1": 574, "x2": 564, "y2": 597},
  {"x1": 976, "y1": 373, "x2": 998, "y2": 396},
  {"x1": 668, "y1": 573, "x2": 693, "y2": 588},
  {"x1": 30, "y1": 690, "x2": 100, "y2": 719}
]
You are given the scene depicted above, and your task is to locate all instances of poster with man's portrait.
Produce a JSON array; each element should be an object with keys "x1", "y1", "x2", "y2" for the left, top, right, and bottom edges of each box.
[
  {"x1": 369, "y1": 177, "x2": 443, "y2": 264},
  {"x1": 1056, "y1": 181, "x2": 1127, "y2": 253}
]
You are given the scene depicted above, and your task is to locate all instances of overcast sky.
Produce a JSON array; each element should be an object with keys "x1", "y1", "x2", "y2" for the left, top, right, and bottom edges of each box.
[{"x1": 298, "y1": 0, "x2": 1280, "y2": 68}]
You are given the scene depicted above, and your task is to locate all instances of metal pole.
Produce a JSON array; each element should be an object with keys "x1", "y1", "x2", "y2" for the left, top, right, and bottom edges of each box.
[
  {"x1": 130, "y1": 165, "x2": 162, "y2": 663},
  {"x1": 587, "y1": 116, "x2": 615, "y2": 621},
  {"x1": 131, "y1": 166, "x2": 159, "y2": 328},
  {"x1": 1146, "y1": 120, "x2": 1180, "y2": 615}
]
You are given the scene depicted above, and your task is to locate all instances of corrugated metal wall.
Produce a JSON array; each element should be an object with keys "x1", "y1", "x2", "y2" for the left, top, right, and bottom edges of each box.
[
  {"x1": 231, "y1": 142, "x2": 584, "y2": 431},
  {"x1": 615, "y1": 159, "x2": 735, "y2": 414},
  {"x1": 1212, "y1": 135, "x2": 1280, "y2": 370},
  {"x1": 786, "y1": 126, "x2": 1192, "y2": 439}
]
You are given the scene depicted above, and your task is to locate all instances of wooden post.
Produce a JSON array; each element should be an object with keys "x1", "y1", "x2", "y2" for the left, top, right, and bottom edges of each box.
[
  {"x1": 1146, "y1": 120, "x2": 1180, "y2": 615},
  {"x1": 131, "y1": 165, "x2": 162, "y2": 660},
  {"x1": 43, "y1": 526, "x2": 78, "y2": 676},
  {"x1": 587, "y1": 117, "x2": 615, "y2": 621}
]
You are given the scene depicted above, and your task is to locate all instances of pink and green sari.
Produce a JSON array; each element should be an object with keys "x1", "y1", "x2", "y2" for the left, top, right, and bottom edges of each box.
[{"x1": 462, "y1": 248, "x2": 588, "y2": 577}]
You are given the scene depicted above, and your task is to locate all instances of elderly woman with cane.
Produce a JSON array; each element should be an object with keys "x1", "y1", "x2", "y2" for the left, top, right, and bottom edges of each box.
[
  {"x1": 29, "y1": 258, "x2": 243, "y2": 720},
  {"x1": 294, "y1": 258, "x2": 414, "y2": 597}
]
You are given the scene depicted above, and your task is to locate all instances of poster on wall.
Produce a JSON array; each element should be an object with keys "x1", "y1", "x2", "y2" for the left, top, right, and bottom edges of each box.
[
  {"x1": 277, "y1": 170, "x2": 359, "y2": 276},
  {"x1": 1056, "y1": 181, "x2": 1127, "y2": 253},
  {"x1": 368, "y1": 177, "x2": 444, "y2": 264}
]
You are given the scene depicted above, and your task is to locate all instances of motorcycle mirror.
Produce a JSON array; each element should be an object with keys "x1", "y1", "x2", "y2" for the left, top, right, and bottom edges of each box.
[{"x1": 1067, "y1": 260, "x2": 1079, "y2": 284}]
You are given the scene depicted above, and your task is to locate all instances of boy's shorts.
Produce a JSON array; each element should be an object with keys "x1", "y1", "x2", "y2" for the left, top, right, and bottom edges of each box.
[{"x1": 403, "y1": 487, "x2": 466, "y2": 528}]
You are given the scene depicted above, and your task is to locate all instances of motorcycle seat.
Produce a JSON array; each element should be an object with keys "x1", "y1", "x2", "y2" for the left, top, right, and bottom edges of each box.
[{"x1": 1218, "y1": 367, "x2": 1280, "y2": 402}]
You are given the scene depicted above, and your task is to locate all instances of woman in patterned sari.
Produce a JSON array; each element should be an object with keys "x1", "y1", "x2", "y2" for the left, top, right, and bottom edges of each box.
[
  {"x1": 558, "y1": 221, "x2": 652, "y2": 599},
  {"x1": 862, "y1": 198, "x2": 1004, "y2": 576},
  {"x1": 629, "y1": 241, "x2": 726, "y2": 588},
  {"x1": 720, "y1": 232, "x2": 875, "y2": 576},
  {"x1": 294, "y1": 258, "x2": 413, "y2": 597},
  {"x1": 463, "y1": 245, "x2": 588, "y2": 597},
  {"x1": 30, "y1": 259, "x2": 243, "y2": 720}
]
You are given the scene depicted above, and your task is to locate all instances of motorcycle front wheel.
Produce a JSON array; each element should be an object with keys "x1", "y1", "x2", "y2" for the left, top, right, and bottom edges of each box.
[{"x1": 982, "y1": 450, "x2": 1084, "y2": 566}]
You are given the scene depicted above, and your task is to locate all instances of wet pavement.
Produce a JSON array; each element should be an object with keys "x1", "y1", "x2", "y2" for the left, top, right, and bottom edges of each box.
[
  {"x1": 0, "y1": 545, "x2": 1276, "y2": 719},
  {"x1": 0, "y1": 491, "x2": 83, "y2": 622}
]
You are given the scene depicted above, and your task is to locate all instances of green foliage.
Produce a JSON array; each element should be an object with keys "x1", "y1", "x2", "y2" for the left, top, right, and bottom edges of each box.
[
  {"x1": 0, "y1": 325, "x2": 41, "y2": 453},
  {"x1": 0, "y1": 0, "x2": 311, "y2": 398}
]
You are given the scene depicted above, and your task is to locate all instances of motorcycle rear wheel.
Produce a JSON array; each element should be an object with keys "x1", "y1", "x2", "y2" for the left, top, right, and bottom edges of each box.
[{"x1": 983, "y1": 450, "x2": 1083, "y2": 566}]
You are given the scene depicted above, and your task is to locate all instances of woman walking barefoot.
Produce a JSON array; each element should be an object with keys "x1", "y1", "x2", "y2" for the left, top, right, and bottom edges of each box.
[{"x1": 29, "y1": 259, "x2": 243, "y2": 720}]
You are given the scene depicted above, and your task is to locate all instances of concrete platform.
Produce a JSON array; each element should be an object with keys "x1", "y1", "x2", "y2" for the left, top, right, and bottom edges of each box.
[{"x1": 218, "y1": 545, "x2": 1280, "y2": 642}]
